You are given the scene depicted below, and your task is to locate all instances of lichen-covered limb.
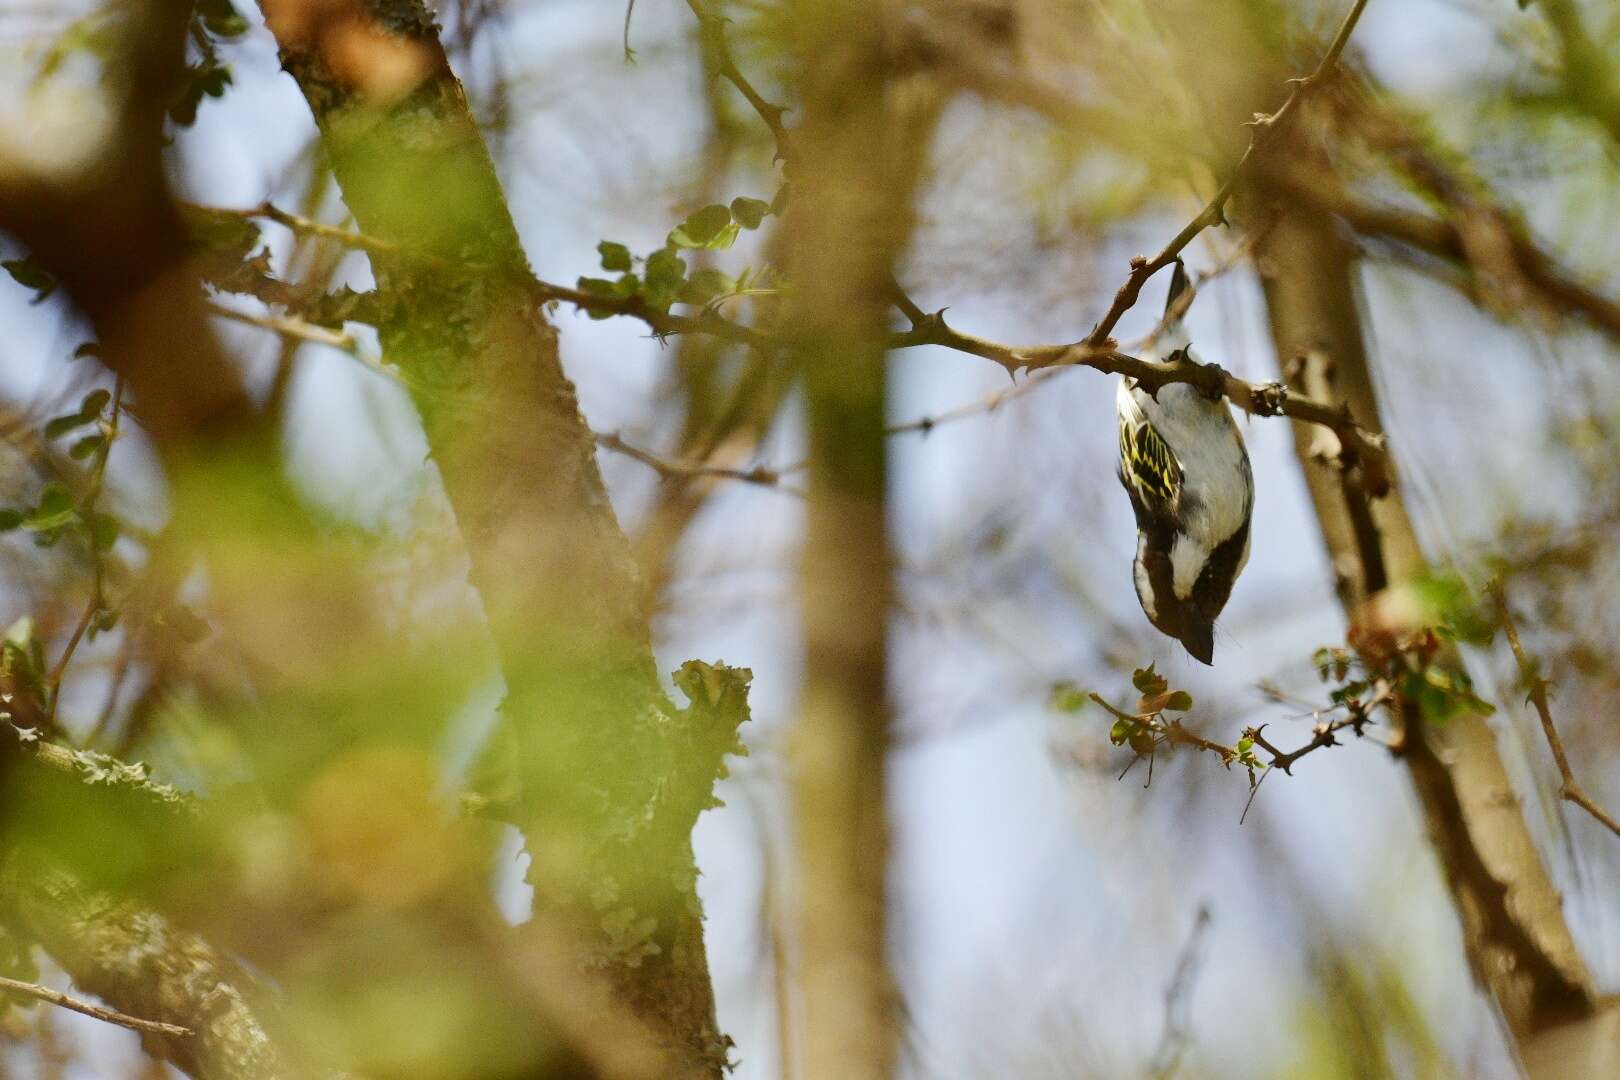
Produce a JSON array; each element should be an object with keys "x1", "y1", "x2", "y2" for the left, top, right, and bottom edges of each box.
[{"x1": 1, "y1": 848, "x2": 286, "y2": 1080}]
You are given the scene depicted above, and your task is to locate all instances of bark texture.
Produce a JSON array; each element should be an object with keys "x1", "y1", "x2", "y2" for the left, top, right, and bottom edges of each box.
[
  {"x1": 260, "y1": 3, "x2": 733, "y2": 1071},
  {"x1": 2, "y1": 848, "x2": 285, "y2": 1080}
]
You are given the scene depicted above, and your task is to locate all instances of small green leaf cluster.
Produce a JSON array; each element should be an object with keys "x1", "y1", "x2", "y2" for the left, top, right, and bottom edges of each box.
[
  {"x1": 1405, "y1": 665, "x2": 1495, "y2": 724},
  {"x1": 0, "y1": 386, "x2": 120, "y2": 556},
  {"x1": 171, "y1": 0, "x2": 250, "y2": 127},
  {"x1": 1047, "y1": 682, "x2": 1088, "y2": 714},
  {"x1": 577, "y1": 191, "x2": 784, "y2": 319},
  {"x1": 1102, "y1": 665, "x2": 1196, "y2": 757},
  {"x1": 1411, "y1": 570, "x2": 1495, "y2": 646},
  {"x1": 1315, "y1": 624, "x2": 1495, "y2": 728},
  {"x1": 1232, "y1": 733, "x2": 1265, "y2": 771}
]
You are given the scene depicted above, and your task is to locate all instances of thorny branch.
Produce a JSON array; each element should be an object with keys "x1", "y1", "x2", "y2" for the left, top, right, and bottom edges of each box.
[
  {"x1": 1490, "y1": 580, "x2": 1620, "y2": 840},
  {"x1": 0, "y1": 973, "x2": 193, "y2": 1039},
  {"x1": 1087, "y1": 690, "x2": 1376, "y2": 780},
  {"x1": 684, "y1": 0, "x2": 792, "y2": 163},
  {"x1": 1080, "y1": 0, "x2": 1371, "y2": 350},
  {"x1": 210, "y1": 200, "x2": 1390, "y2": 485}
]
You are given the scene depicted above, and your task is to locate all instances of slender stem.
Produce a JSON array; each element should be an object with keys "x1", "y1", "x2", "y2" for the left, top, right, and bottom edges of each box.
[
  {"x1": 205, "y1": 301, "x2": 359, "y2": 355},
  {"x1": 1491, "y1": 580, "x2": 1620, "y2": 839},
  {"x1": 45, "y1": 376, "x2": 124, "y2": 721},
  {"x1": 685, "y1": 0, "x2": 793, "y2": 163},
  {"x1": 0, "y1": 974, "x2": 192, "y2": 1039},
  {"x1": 593, "y1": 430, "x2": 800, "y2": 494}
]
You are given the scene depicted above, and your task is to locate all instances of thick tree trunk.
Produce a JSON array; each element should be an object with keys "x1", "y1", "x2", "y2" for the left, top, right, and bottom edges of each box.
[
  {"x1": 783, "y1": 6, "x2": 936, "y2": 1077},
  {"x1": 260, "y1": 3, "x2": 732, "y2": 1071},
  {"x1": 1250, "y1": 190, "x2": 1618, "y2": 1074}
]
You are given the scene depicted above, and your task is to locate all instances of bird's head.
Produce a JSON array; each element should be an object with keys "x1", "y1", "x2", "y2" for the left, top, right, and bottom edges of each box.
[{"x1": 1138, "y1": 581, "x2": 1218, "y2": 665}]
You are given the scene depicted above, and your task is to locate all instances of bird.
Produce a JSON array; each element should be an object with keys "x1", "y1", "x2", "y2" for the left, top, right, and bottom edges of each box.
[{"x1": 1115, "y1": 259, "x2": 1253, "y2": 664}]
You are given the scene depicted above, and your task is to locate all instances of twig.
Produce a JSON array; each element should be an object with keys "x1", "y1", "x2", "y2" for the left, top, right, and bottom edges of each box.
[
  {"x1": 205, "y1": 301, "x2": 358, "y2": 355},
  {"x1": 1245, "y1": 716, "x2": 1362, "y2": 775},
  {"x1": 882, "y1": 236, "x2": 1267, "y2": 442},
  {"x1": 45, "y1": 376, "x2": 123, "y2": 722},
  {"x1": 0, "y1": 974, "x2": 192, "y2": 1039},
  {"x1": 1146, "y1": 905, "x2": 1212, "y2": 1080},
  {"x1": 190, "y1": 196, "x2": 1385, "y2": 471},
  {"x1": 1083, "y1": 0, "x2": 1371, "y2": 350},
  {"x1": 1267, "y1": 158, "x2": 1620, "y2": 343},
  {"x1": 218, "y1": 201, "x2": 400, "y2": 258},
  {"x1": 593, "y1": 431, "x2": 801, "y2": 494},
  {"x1": 685, "y1": 0, "x2": 792, "y2": 163},
  {"x1": 1490, "y1": 580, "x2": 1620, "y2": 840},
  {"x1": 206, "y1": 302, "x2": 408, "y2": 390}
]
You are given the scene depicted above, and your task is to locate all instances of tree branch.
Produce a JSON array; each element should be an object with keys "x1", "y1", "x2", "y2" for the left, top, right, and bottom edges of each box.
[
  {"x1": 0, "y1": 973, "x2": 193, "y2": 1040},
  {"x1": 685, "y1": 0, "x2": 792, "y2": 163},
  {"x1": 1490, "y1": 580, "x2": 1620, "y2": 840},
  {"x1": 594, "y1": 430, "x2": 800, "y2": 493},
  {"x1": 1082, "y1": 0, "x2": 1371, "y2": 349}
]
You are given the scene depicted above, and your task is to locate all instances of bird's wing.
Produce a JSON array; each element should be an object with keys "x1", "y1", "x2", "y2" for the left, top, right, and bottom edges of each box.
[{"x1": 1116, "y1": 383, "x2": 1183, "y2": 516}]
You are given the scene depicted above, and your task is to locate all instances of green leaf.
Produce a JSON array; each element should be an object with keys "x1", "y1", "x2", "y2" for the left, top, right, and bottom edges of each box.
[
  {"x1": 69, "y1": 434, "x2": 104, "y2": 460},
  {"x1": 1047, "y1": 682, "x2": 1088, "y2": 714},
  {"x1": 679, "y1": 268, "x2": 733, "y2": 306},
  {"x1": 44, "y1": 413, "x2": 91, "y2": 440},
  {"x1": 1109, "y1": 718, "x2": 1132, "y2": 746},
  {"x1": 729, "y1": 196, "x2": 771, "y2": 230},
  {"x1": 576, "y1": 277, "x2": 622, "y2": 319},
  {"x1": 2, "y1": 257, "x2": 56, "y2": 303},
  {"x1": 578, "y1": 276, "x2": 619, "y2": 296},
  {"x1": 597, "y1": 241, "x2": 632, "y2": 272},
  {"x1": 706, "y1": 221, "x2": 742, "y2": 250},
  {"x1": 0, "y1": 509, "x2": 21, "y2": 532},
  {"x1": 1419, "y1": 683, "x2": 1455, "y2": 724},
  {"x1": 643, "y1": 247, "x2": 687, "y2": 310},
  {"x1": 1163, "y1": 690, "x2": 1193, "y2": 712},
  {"x1": 23, "y1": 484, "x2": 76, "y2": 532},
  {"x1": 80, "y1": 388, "x2": 111, "y2": 416},
  {"x1": 668, "y1": 204, "x2": 733, "y2": 248},
  {"x1": 1131, "y1": 664, "x2": 1167, "y2": 696}
]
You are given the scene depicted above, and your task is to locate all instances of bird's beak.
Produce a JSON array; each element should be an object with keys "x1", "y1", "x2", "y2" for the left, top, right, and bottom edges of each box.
[
  {"x1": 1182, "y1": 621, "x2": 1214, "y2": 666},
  {"x1": 1164, "y1": 258, "x2": 1191, "y2": 318}
]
